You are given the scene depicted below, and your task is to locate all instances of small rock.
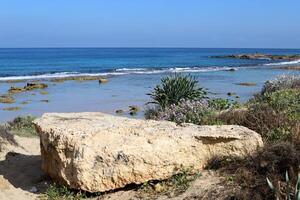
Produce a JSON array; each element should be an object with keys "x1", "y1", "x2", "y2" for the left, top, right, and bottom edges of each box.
[
  {"x1": 99, "y1": 78, "x2": 108, "y2": 84},
  {"x1": 40, "y1": 100, "x2": 49, "y2": 103},
  {"x1": 226, "y1": 68, "x2": 236, "y2": 72},
  {"x1": 227, "y1": 92, "x2": 236, "y2": 96},
  {"x1": 29, "y1": 186, "x2": 38, "y2": 193},
  {"x1": 0, "y1": 176, "x2": 10, "y2": 190},
  {"x1": 25, "y1": 83, "x2": 48, "y2": 90},
  {"x1": 0, "y1": 95, "x2": 15, "y2": 104},
  {"x1": 2, "y1": 106, "x2": 21, "y2": 111},
  {"x1": 129, "y1": 106, "x2": 139, "y2": 112},
  {"x1": 20, "y1": 100, "x2": 31, "y2": 105},
  {"x1": 154, "y1": 183, "x2": 164, "y2": 192},
  {"x1": 115, "y1": 110, "x2": 124, "y2": 114},
  {"x1": 40, "y1": 90, "x2": 49, "y2": 95},
  {"x1": 8, "y1": 86, "x2": 24, "y2": 94},
  {"x1": 235, "y1": 82, "x2": 257, "y2": 86},
  {"x1": 129, "y1": 106, "x2": 140, "y2": 115}
]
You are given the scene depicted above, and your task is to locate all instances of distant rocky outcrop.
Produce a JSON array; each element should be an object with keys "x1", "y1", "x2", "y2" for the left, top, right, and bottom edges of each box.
[
  {"x1": 34, "y1": 112, "x2": 263, "y2": 193},
  {"x1": 212, "y1": 53, "x2": 300, "y2": 60}
]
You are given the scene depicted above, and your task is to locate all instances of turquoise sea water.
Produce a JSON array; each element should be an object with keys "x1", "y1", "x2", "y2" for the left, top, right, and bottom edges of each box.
[{"x1": 0, "y1": 48, "x2": 299, "y2": 122}]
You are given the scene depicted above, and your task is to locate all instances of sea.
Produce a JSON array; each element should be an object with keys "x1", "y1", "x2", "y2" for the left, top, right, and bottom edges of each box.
[{"x1": 0, "y1": 48, "x2": 299, "y2": 122}]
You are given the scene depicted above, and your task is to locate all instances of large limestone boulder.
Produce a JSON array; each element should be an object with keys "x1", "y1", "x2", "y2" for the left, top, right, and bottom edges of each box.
[{"x1": 34, "y1": 112, "x2": 263, "y2": 193}]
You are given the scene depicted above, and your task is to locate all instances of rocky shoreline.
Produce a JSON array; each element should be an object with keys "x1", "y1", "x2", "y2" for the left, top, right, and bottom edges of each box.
[
  {"x1": 0, "y1": 75, "x2": 109, "y2": 84},
  {"x1": 273, "y1": 65, "x2": 300, "y2": 71},
  {"x1": 211, "y1": 53, "x2": 300, "y2": 60}
]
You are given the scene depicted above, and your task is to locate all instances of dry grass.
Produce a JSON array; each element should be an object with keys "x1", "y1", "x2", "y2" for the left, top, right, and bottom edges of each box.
[
  {"x1": 206, "y1": 141, "x2": 300, "y2": 200},
  {"x1": 0, "y1": 125, "x2": 17, "y2": 151}
]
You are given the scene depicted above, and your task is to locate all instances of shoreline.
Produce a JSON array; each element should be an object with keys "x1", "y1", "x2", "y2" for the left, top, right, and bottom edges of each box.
[{"x1": 0, "y1": 67, "x2": 299, "y2": 123}]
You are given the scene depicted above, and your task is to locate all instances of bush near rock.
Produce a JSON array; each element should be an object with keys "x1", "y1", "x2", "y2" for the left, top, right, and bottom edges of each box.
[{"x1": 34, "y1": 112, "x2": 263, "y2": 193}]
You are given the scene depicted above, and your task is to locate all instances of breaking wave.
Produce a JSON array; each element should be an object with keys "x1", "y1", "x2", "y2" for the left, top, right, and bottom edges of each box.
[
  {"x1": 264, "y1": 59, "x2": 300, "y2": 66},
  {"x1": 0, "y1": 66, "x2": 238, "y2": 81}
]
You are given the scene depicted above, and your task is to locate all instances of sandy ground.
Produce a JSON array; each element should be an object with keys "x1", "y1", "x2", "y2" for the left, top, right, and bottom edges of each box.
[
  {"x1": 0, "y1": 136, "x2": 45, "y2": 200},
  {"x1": 0, "y1": 136, "x2": 236, "y2": 200}
]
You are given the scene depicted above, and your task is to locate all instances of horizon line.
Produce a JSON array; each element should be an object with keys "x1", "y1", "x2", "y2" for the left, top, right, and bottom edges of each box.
[{"x1": 0, "y1": 47, "x2": 300, "y2": 50}]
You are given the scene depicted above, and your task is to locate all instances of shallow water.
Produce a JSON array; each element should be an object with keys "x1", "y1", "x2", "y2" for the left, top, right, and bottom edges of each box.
[
  {"x1": 0, "y1": 67, "x2": 299, "y2": 123},
  {"x1": 0, "y1": 48, "x2": 299, "y2": 122}
]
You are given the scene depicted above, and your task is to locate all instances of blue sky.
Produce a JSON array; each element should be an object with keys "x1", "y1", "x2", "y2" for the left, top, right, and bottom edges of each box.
[{"x1": 1, "y1": 0, "x2": 299, "y2": 48}]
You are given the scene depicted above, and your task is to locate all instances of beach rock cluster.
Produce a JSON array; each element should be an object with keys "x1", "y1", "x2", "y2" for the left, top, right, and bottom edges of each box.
[
  {"x1": 34, "y1": 112, "x2": 263, "y2": 193},
  {"x1": 0, "y1": 95, "x2": 15, "y2": 104},
  {"x1": 50, "y1": 76, "x2": 108, "y2": 83},
  {"x1": 8, "y1": 83, "x2": 48, "y2": 94},
  {"x1": 212, "y1": 53, "x2": 300, "y2": 60}
]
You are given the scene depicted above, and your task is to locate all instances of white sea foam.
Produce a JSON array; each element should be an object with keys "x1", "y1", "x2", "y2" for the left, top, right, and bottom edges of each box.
[
  {"x1": 115, "y1": 68, "x2": 148, "y2": 71},
  {"x1": 0, "y1": 66, "x2": 238, "y2": 81},
  {"x1": 264, "y1": 59, "x2": 300, "y2": 66}
]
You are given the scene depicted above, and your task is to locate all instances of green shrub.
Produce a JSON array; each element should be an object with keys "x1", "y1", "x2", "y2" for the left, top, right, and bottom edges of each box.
[
  {"x1": 145, "y1": 99, "x2": 220, "y2": 125},
  {"x1": 220, "y1": 87, "x2": 300, "y2": 143},
  {"x1": 261, "y1": 75, "x2": 300, "y2": 94},
  {"x1": 247, "y1": 89, "x2": 300, "y2": 142},
  {"x1": 147, "y1": 74, "x2": 206, "y2": 109},
  {"x1": 208, "y1": 98, "x2": 240, "y2": 111},
  {"x1": 139, "y1": 169, "x2": 201, "y2": 197},
  {"x1": 267, "y1": 171, "x2": 300, "y2": 200},
  {"x1": 45, "y1": 184, "x2": 87, "y2": 200},
  {"x1": 8, "y1": 116, "x2": 37, "y2": 137}
]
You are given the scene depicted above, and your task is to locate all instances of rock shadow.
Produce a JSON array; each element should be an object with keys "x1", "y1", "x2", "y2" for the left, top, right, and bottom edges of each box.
[{"x1": 0, "y1": 152, "x2": 49, "y2": 194}]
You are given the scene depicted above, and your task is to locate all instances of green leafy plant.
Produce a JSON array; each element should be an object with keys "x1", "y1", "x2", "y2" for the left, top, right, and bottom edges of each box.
[
  {"x1": 262, "y1": 75, "x2": 300, "y2": 94},
  {"x1": 147, "y1": 74, "x2": 206, "y2": 109},
  {"x1": 145, "y1": 99, "x2": 219, "y2": 125},
  {"x1": 267, "y1": 171, "x2": 300, "y2": 200},
  {"x1": 139, "y1": 169, "x2": 201, "y2": 197},
  {"x1": 208, "y1": 98, "x2": 240, "y2": 111},
  {"x1": 45, "y1": 184, "x2": 87, "y2": 200},
  {"x1": 8, "y1": 116, "x2": 37, "y2": 137}
]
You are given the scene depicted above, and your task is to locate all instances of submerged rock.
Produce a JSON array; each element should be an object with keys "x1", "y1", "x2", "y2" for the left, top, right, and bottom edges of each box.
[
  {"x1": 115, "y1": 109, "x2": 124, "y2": 114},
  {"x1": 2, "y1": 106, "x2": 21, "y2": 111},
  {"x1": 227, "y1": 92, "x2": 236, "y2": 96},
  {"x1": 235, "y1": 82, "x2": 257, "y2": 86},
  {"x1": 0, "y1": 95, "x2": 15, "y2": 104},
  {"x1": 225, "y1": 68, "x2": 236, "y2": 72},
  {"x1": 8, "y1": 86, "x2": 24, "y2": 94},
  {"x1": 40, "y1": 90, "x2": 49, "y2": 95},
  {"x1": 20, "y1": 100, "x2": 31, "y2": 105},
  {"x1": 34, "y1": 112, "x2": 263, "y2": 193},
  {"x1": 274, "y1": 66, "x2": 300, "y2": 71},
  {"x1": 99, "y1": 78, "x2": 108, "y2": 84},
  {"x1": 7, "y1": 83, "x2": 48, "y2": 95},
  {"x1": 129, "y1": 105, "x2": 139, "y2": 115},
  {"x1": 25, "y1": 83, "x2": 48, "y2": 90}
]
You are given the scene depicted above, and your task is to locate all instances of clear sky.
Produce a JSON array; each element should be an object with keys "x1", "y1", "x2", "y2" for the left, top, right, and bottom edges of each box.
[{"x1": 1, "y1": 0, "x2": 300, "y2": 48}]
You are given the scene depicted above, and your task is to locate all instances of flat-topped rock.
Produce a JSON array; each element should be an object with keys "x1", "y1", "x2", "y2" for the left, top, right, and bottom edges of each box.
[{"x1": 34, "y1": 112, "x2": 263, "y2": 192}]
